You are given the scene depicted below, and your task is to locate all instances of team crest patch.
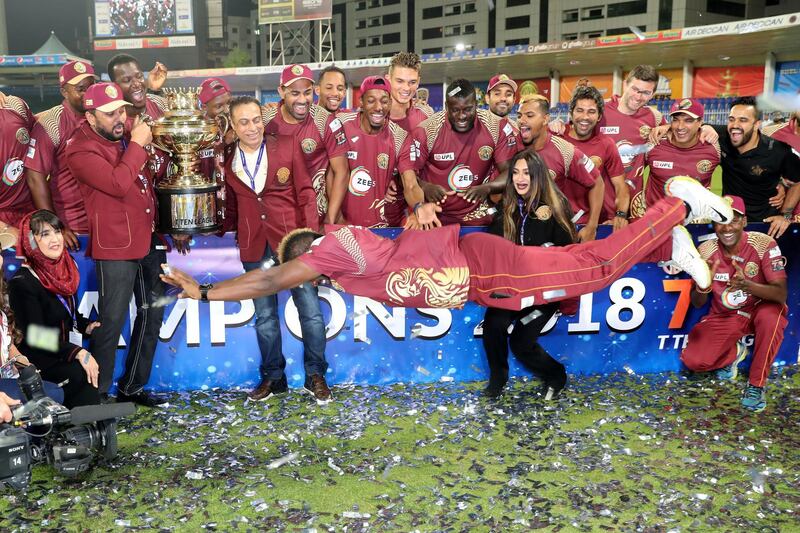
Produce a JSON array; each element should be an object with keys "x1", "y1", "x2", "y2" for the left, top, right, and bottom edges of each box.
[
  {"x1": 74, "y1": 61, "x2": 87, "y2": 73},
  {"x1": 696, "y1": 159, "x2": 713, "y2": 173},
  {"x1": 744, "y1": 261, "x2": 759, "y2": 278},
  {"x1": 535, "y1": 205, "x2": 551, "y2": 221},
  {"x1": 750, "y1": 165, "x2": 765, "y2": 176},
  {"x1": 638, "y1": 124, "x2": 651, "y2": 139},
  {"x1": 478, "y1": 146, "x2": 493, "y2": 161},
  {"x1": 291, "y1": 65, "x2": 304, "y2": 75},
  {"x1": 301, "y1": 138, "x2": 317, "y2": 154},
  {"x1": 677, "y1": 98, "x2": 692, "y2": 110},
  {"x1": 15, "y1": 128, "x2": 29, "y2": 145},
  {"x1": 590, "y1": 155, "x2": 603, "y2": 168},
  {"x1": 377, "y1": 153, "x2": 389, "y2": 170},
  {"x1": 276, "y1": 167, "x2": 290, "y2": 184},
  {"x1": 105, "y1": 85, "x2": 118, "y2": 98}
]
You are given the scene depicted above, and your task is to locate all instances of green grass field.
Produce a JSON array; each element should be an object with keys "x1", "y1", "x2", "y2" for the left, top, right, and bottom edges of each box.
[{"x1": 2, "y1": 367, "x2": 798, "y2": 531}]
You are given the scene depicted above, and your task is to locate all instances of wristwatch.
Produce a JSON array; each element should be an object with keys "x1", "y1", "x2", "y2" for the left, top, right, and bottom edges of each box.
[
  {"x1": 199, "y1": 283, "x2": 214, "y2": 302},
  {"x1": 615, "y1": 210, "x2": 628, "y2": 218},
  {"x1": 782, "y1": 210, "x2": 793, "y2": 221}
]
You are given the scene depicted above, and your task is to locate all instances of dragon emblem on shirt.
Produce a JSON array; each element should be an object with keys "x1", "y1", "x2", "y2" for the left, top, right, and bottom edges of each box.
[{"x1": 385, "y1": 267, "x2": 469, "y2": 308}]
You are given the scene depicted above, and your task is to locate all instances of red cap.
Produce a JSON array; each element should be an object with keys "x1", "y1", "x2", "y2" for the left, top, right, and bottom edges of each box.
[
  {"x1": 59, "y1": 60, "x2": 97, "y2": 87},
  {"x1": 359, "y1": 75, "x2": 390, "y2": 95},
  {"x1": 669, "y1": 98, "x2": 704, "y2": 119},
  {"x1": 198, "y1": 77, "x2": 231, "y2": 104},
  {"x1": 280, "y1": 64, "x2": 314, "y2": 87},
  {"x1": 83, "y1": 83, "x2": 130, "y2": 113},
  {"x1": 487, "y1": 74, "x2": 518, "y2": 94},
  {"x1": 723, "y1": 195, "x2": 746, "y2": 216}
]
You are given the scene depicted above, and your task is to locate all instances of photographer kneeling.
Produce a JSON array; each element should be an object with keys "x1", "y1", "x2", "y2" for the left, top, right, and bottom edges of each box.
[{"x1": 8, "y1": 211, "x2": 101, "y2": 408}]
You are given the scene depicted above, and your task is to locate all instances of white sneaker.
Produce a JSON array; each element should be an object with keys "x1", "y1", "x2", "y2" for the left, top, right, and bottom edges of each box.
[
  {"x1": 671, "y1": 226, "x2": 711, "y2": 289},
  {"x1": 664, "y1": 176, "x2": 733, "y2": 224}
]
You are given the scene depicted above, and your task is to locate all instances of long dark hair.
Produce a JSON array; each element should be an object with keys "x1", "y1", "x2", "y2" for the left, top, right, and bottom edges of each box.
[
  {"x1": 0, "y1": 268, "x2": 21, "y2": 346},
  {"x1": 501, "y1": 150, "x2": 577, "y2": 243}
]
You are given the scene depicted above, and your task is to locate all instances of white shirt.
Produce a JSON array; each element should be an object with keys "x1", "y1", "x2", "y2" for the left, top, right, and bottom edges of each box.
[{"x1": 232, "y1": 142, "x2": 268, "y2": 193}]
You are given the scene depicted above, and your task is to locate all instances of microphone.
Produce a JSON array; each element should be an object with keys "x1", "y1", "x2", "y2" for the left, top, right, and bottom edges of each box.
[{"x1": 69, "y1": 403, "x2": 136, "y2": 425}]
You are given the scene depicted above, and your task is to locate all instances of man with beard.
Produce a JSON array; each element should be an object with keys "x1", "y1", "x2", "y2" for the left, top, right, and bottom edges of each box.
[
  {"x1": 485, "y1": 74, "x2": 517, "y2": 123},
  {"x1": 560, "y1": 86, "x2": 628, "y2": 229},
  {"x1": 261, "y1": 64, "x2": 348, "y2": 223},
  {"x1": 315, "y1": 65, "x2": 347, "y2": 115},
  {"x1": 65, "y1": 83, "x2": 168, "y2": 407},
  {"x1": 331, "y1": 76, "x2": 410, "y2": 227},
  {"x1": 517, "y1": 96, "x2": 604, "y2": 241},
  {"x1": 387, "y1": 52, "x2": 432, "y2": 132},
  {"x1": 710, "y1": 97, "x2": 800, "y2": 238},
  {"x1": 398, "y1": 79, "x2": 518, "y2": 227},
  {"x1": 24, "y1": 61, "x2": 98, "y2": 250},
  {"x1": 0, "y1": 93, "x2": 35, "y2": 246},
  {"x1": 681, "y1": 196, "x2": 787, "y2": 413},
  {"x1": 638, "y1": 99, "x2": 721, "y2": 217}
]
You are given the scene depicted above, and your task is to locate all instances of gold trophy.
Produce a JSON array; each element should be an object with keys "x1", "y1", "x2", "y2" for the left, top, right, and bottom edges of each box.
[{"x1": 151, "y1": 88, "x2": 220, "y2": 234}]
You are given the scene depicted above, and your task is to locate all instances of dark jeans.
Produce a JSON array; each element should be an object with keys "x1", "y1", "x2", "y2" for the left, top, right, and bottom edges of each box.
[
  {"x1": 242, "y1": 245, "x2": 327, "y2": 381},
  {"x1": 481, "y1": 302, "x2": 566, "y2": 386},
  {"x1": 0, "y1": 378, "x2": 65, "y2": 404},
  {"x1": 92, "y1": 235, "x2": 166, "y2": 395}
]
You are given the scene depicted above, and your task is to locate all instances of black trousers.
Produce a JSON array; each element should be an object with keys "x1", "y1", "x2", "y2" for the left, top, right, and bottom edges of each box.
[
  {"x1": 92, "y1": 235, "x2": 166, "y2": 395},
  {"x1": 40, "y1": 360, "x2": 101, "y2": 408},
  {"x1": 481, "y1": 302, "x2": 566, "y2": 386}
]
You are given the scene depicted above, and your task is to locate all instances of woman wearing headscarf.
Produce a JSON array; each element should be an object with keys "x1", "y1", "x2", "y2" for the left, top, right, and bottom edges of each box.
[
  {"x1": 482, "y1": 150, "x2": 577, "y2": 399},
  {"x1": 8, "y1": 210, "x2": 101, "y2": 408}
]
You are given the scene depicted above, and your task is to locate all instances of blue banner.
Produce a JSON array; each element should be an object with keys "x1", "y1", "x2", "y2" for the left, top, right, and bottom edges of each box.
[
  {"x1": 3, "y1": 224, "x2": 798, "y2": 391},
  {"x1": 775, "y1": 61, "x2": 800, "y2": 93}
]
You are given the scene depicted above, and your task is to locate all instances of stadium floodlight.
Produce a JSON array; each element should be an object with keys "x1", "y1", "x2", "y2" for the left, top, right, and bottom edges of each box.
[{"x1": 455, "y1": 42, "x2": 466, "y2": 52}]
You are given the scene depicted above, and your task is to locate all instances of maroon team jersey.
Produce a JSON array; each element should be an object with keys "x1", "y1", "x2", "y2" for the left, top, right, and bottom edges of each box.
[
  {"x1": 598, "y1": 95, "x2": 666, "y2": 193},
  {"x1": 639, "y1": 139, "x2": 720, "y2": 215},
  {"x1": 762, "y1": 119, "x2": 800, "y2": 153},
  {"x1": 25, "y1": 101, "x2": 89, "y2": 231},
  {"x1": 262, "y1": 103, "x2": 348, "y2": 218},
  {"x1": 535, "y1": 132, "x2": 599, "y2": 224},
  {"x1": 297, "y1": 224, "x2": 470, "y2": 308},
  {"x1": 560, "y1": 125, "x2": 625, "y2": 222},
  {"x1": 0, "y1": 96, "x2": 35, "y2": 226},
  {"x1": 698, "y1": 232, "x2": 786, "y2": 316},
  {"x1": 389, "y1": 105, "x2": 432, "y2": 133},
  {"x1": 338, "y1": 112, "x2": 411, "y2": 227},
  {"x1": 399, "y1": 109, "x2": 518, "y2": 225}
]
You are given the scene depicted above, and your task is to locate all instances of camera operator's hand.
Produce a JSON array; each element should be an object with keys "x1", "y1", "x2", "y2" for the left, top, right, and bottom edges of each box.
[
  {"x1": 78, "y1": 350, "x2": 99, "y2": 388},
  {"x1": 0, "y1": 392, "x2": 20, "y2": 422}
]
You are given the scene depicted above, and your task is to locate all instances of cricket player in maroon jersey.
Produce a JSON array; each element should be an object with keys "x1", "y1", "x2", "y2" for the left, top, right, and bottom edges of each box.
[
  {"x1": 261, "y1": 64, "x2": 348, "y2": 222},
  {"x1": 560, "y1": 86, "x2": 629, "y2": 230},
  {"x1": 638, "y1": 99, "x2": 720, "y2": 216},
  {"x1": 162, "y1": 177, "x2": 733, "y2": 325},
  {"x1": 315, "y1": 65, "x2": 347, "y2": 115},
  {"x1": 220, "y1": 96, "x2": 331, "y2": 404},
  {"x1": 485, "y1": 74, "x2": 518, "y2": 122},
  {"x1": 681, "y1": 196, "x2": 787, "y2": 413},
  {"x1": 24, "y1": 60, "x2": 98, "y2": 250},
  {"x1": 386, "y1": 52, "x2": 432, "y2": 132},
  {"x1": 0, "y1": 94, "x2": 35, "y2": 244},
  {"x1": 65, "y1": 83, "x2": 169, "y2": 407},
  {"x1": 516, "y1": 96, "x2": 605, "y2": 241},
  {"x1": 198, "y1": 77, "x2": 234, "y2": 226},
  {"x1": 330, "y1": 76, "x2": 410, "y2": 227},
  {"x1": 398, "y1": 79, "x2": 518, "y2": 226}
]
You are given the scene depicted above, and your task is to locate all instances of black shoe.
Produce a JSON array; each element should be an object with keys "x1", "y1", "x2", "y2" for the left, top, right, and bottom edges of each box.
[
  {"x1": 483, "y1": 379, "x2": 506, "y2": 398},
  {"x1": 540, "y1": 375, "x2": 567, "y2": 401},
  {"x1": 248, "y1": 376, "x2": 288, "y2": 401},
  {"x1": 117, "y1": 390, "x2": 169, "y2": 408}
]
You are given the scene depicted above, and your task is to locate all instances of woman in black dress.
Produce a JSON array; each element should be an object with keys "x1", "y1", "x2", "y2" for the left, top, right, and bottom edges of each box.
[
  {"x1": 8, "y1": 210, "x2": 101, "y2": 408},
  {"x1": 482, "y1": 150, "x2": 577, "y2": 399}
]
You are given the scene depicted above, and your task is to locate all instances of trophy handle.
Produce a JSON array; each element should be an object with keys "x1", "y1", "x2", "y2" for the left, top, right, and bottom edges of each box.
[{"x1": 150, "y1": 141, "x2": 174, "y2": 156}]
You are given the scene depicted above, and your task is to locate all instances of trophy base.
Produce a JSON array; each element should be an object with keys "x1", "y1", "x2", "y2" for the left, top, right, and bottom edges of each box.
[{"x1": 156, "y1": 184, "x2": 221, "y2": 235}]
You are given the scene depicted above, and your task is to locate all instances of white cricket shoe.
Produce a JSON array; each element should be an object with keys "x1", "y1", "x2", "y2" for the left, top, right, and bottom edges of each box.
[
  {"x1": 671, "y1": 226, "x2": 711, "y2": 290},
  {"x1": 665, "y1": 176, "x2": 733, "y2": 224}
]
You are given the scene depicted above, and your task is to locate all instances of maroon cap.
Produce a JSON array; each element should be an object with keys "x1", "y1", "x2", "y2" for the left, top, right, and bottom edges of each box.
[
  {"x1": 83, "y1": 83, "x2": 130, "y2": 113},
  {"x1": 280, "y1": 64, "x2": 314, "y2": 87},
  {"x1": 359, "y1": 75, "x2": 390, "y2": 95},
  {"x1": 669, "y1": 98, "x2": 704, "y2": 119},
  {"x1": 198, "y1": 77, "x2": 231, "y2": 104},
  {"x1": 487, "y1": 74, "x2": 518, "y2": 94},
  {"x1": 723, "y1": 195, "x2": 746, "y2": 216},
  {"x1": 59, "y1": 60, "x2": 97, "y2": 87}
]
